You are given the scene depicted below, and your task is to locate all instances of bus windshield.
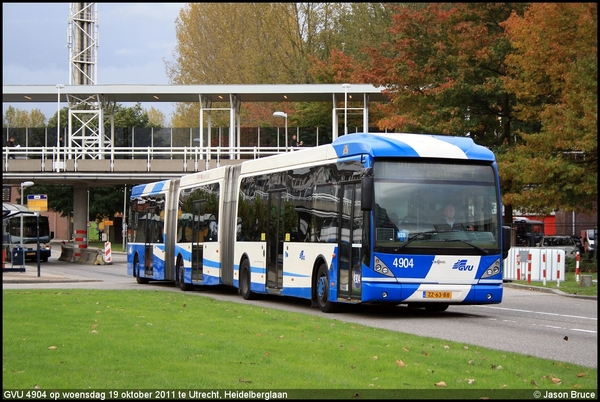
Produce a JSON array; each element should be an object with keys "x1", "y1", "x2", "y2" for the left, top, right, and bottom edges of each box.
[
  {"x1": 7, "y1": 216, "x2": 51, "y2": 244},
  {"x1": 373, "y1": 161, "x2": 500, "y2": 253}
]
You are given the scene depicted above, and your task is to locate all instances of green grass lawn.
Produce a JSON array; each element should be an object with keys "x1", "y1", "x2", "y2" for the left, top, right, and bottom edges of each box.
[{"x1": 2, "y1": 289, "x2": 596, "y2": 397}]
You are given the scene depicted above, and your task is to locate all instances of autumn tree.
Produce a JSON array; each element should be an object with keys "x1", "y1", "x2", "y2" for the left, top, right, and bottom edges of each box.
[
  {"x1": 343, "y1": 3, "x2": 543, "y2": 222},
  {"x1": 166, "y1": 3, "x2": 398, "y2": 128},
  {"x1": 500, "y1": 3, "x2": 597, "y2": 214},
  {"x1": 146, "y1": 106, "x2": 167, "y2": 127}
]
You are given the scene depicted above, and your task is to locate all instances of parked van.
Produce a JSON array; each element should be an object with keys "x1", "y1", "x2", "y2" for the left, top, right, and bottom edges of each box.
[{"x1": 581, "y1": 229, "x2": 596, "y2": 256}]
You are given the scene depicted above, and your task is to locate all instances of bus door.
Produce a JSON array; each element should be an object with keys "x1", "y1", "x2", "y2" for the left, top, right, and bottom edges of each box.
[
  {"x1": 191, "y1": 200, "x2": 205, "y2": 281},
  {"x1": 338, "y1": 182, "x2": 363, "y2": 300},
  {"x1": 267, "y1": 190, "x2": 284, "y2": 289},
  {"x1": 144, "y1": 207, "x2": 156, "y2": 277}
]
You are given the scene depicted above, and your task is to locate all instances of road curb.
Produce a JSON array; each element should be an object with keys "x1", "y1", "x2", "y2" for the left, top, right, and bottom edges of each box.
[{"x1": 503, "y1": 282, "x2": 597, "y2": 300}]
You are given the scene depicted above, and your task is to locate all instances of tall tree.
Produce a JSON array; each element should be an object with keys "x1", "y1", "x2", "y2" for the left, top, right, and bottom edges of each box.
[
  {"x1": 166, "y1": 3, "x2": 397, "y2": 128},
  {"x1": 360, "y1": 4, "x2": 527, "y2": 144},
  {"x1": 3, "y1": 106, "x2": 47, "y2": 128},
  {"x1": 345, "y1": 3, "x2": 541, "y2": 221},
  {"x1": 500, "y1": 3, "x2": 597, "y2": 214},
  {"x1": 146, "y1": 107, "x2": 167, "y2": 127}
]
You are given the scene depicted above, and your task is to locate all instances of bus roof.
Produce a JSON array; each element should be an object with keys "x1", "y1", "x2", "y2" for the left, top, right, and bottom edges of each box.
[
  {"x1": 331, "y1": 133, "x2": 495, "y2": 161},
  {"x1": 2, "y1": 203, "x2": 38, "y2": 220},
  {"x1": 130, "y1": 180, "x2": 171, "y2": 198}
]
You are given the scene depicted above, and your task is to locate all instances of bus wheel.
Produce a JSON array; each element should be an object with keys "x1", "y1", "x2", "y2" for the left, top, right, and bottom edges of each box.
[
  {"x1": 240, "y1": 259, "x2": 256, "y2": 300},
  {"x1": 425, "y1": 303, "x2": 449, "y2": 312},
  {"x1": 316, "y1": 263, "x2": 339, "y2": 313},
  {"x1": 178, "y1": 258, "x2": 192, "y2": 291},
  {"x1": 135, "y1": 256, "x2": 149, "y2": 284}
]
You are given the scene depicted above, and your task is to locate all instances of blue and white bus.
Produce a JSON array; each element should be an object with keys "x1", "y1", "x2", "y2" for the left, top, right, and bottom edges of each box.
[{"x1": 128, "y1": 133, "x2": 511, "y2": 312}]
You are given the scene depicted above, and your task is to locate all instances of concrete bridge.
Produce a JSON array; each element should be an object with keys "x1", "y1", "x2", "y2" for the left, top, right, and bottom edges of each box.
[
  {"x1": 3, "y1": 83, "x2": 386, "y2": 187},
  {"x1": 3, "y1": 83, "x2": 386, "y2": 250}
]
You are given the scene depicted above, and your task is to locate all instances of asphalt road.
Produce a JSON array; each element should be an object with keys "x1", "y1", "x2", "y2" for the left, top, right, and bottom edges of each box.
[{"x1": 3, "y1": 243, "x2": 597, "y2": 369}]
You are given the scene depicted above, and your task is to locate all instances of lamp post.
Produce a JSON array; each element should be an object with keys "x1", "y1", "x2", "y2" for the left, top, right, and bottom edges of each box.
[
  {"x1": 19, "y1": 181, "x2": 34, "y2": 267},
  {"x1": 56, "y1": 84, "x2": 64, "y2": 172},
  {"x1": 273, "y1": 111, "x2": 288, "y2": 151},
  {"x1": 342, "y1": 84, "x2": 351, "y2": 136}
]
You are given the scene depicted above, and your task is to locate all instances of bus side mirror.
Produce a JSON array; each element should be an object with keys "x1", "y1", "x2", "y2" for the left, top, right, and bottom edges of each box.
[
  {"x1": 502, "y1": 226, "x2": 511, "y2": 259},
  {"x1": 361, "y1": 175, "x2": 374, "y2": 211}
]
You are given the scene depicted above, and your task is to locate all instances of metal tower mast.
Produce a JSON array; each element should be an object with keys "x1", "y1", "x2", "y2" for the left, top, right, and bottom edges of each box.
[
  {"x1": 68, "y1": 3, "x2": 98, "y2": 85},
  {"x1": 65, "y1": 3, "x2": 112, "y2": 163}
]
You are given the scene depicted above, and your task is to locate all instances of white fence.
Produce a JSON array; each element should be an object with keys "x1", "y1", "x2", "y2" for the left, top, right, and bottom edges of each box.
[{"x1": 503, "y1": 248, "x2": 566, "y2": 283}]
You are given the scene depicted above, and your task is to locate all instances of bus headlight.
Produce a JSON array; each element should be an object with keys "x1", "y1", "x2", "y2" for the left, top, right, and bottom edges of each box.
[
  {"x1": 482, "y1": 258, "x2": 501, "y2": 278},
  {"x1": 373, "y1": 256, "x2": 394, "y2": 277}
]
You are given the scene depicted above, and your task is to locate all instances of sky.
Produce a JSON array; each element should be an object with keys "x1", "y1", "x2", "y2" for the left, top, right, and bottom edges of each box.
[{"x1": 2, "y1": 3, "x2": 185, "y2": 122}]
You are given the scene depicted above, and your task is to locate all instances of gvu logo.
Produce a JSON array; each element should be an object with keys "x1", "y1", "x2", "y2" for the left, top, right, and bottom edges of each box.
[
  {"x1": 452, "y1": 260, "x2": 474, "y2": 271},
  {"x1": 299, "y1": 250, "x2": 306, "y2": 261}
]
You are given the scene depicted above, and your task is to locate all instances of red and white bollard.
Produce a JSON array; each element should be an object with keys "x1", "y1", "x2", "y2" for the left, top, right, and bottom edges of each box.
[
  {"x1": 542, "y1": 252, "x2": 547, "y2": 286},
  {"x1": 556, "y1": 253, "x2": 561, "y2": 287},
  {"x1": 527, "y1": 253, "x2": 532, "y2": 284},
  {"x1": 575, "y1": 251, "x2": 580, "y2": 282}
]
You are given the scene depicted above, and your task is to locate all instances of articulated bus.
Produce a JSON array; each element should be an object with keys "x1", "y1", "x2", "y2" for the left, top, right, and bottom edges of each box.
[{"x1": 127, "y1": 133, "x2": 511, "y2": 312}]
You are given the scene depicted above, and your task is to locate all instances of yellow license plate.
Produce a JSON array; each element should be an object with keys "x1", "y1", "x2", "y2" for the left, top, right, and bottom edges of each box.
[{"x1": 425, "y1": 291, "x2": 452, "y2": 299}]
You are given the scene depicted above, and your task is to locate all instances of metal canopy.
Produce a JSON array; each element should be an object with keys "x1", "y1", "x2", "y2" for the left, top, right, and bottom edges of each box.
[{"x1": 2, "y1": 84, "x2": 388, "y2": 104}]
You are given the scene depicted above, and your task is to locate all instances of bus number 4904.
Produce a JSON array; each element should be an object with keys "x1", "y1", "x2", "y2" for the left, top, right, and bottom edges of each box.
[{"x1": 393, "y1": 258, "x2": 414, "y2": 268}]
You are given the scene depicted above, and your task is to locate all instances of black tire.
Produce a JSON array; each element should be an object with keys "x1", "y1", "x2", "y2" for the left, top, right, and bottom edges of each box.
[
  {"x1": 425, "y1": 303, "x2": 449, "y2": 312},
  {"x1": 315, "y1": 263, "x2": 339, "y2": 313},
  {"x1": 134, "y1": 255, "x2": 149, "y2": 284},
  {"x1": 240, "y1": 259, "x2": 256, "y2": 300},
  {"x1": 178, "y1": 258, "x2": 192, "y2": 291}
]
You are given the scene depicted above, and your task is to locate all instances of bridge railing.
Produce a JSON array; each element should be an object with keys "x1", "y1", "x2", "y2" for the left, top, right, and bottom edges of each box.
[{"x1": 3, "y1": 144, "x2": 302, "y2": 173}]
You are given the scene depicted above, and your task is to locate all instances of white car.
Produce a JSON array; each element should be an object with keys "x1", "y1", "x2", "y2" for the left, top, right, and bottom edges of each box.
[{"x1": 537, "y1": 235, "x2": 580, "y2": 259}]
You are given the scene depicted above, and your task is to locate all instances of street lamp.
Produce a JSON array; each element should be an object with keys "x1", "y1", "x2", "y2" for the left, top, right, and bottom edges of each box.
[
  {"x1": 56, "y1": 84, "x2": 64, "y2": 172},
  {"x1": 342, "y1": 84, "x2": 351, "y2": 136},
  {"x1": 273, "y1": 111, "x2": 288, "y2": 151},
  {"x1": 19, "y1": 181, "x2": 34, "y2": 267}
]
